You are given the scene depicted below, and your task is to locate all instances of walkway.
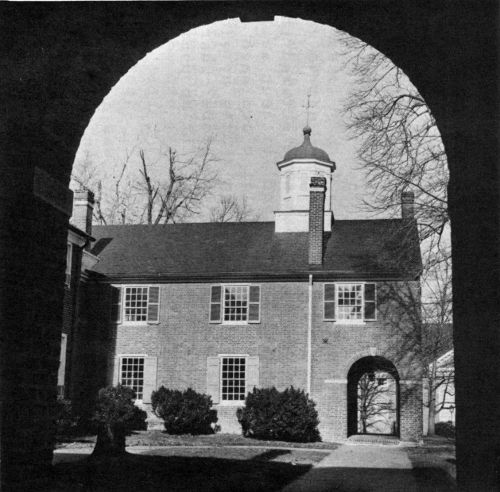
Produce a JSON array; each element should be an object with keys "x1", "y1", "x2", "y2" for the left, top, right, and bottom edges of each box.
[{"x1": 282, "y1": 443, "x2": 418, "y2": 492}]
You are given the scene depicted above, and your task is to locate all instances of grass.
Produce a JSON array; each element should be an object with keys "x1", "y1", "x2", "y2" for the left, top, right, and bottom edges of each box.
[
  {"x1": 52, "y1": 444, "x2": 329, "y2": 491},
  {"x1": 407, "y1": 436, "x2": 456, "y2": 491},
  {"x1": 57, "y1": 430, "x2": 339, "y2": 450}
]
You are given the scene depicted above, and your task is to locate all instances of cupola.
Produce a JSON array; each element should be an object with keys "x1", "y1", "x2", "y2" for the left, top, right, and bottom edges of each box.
[
  {"x1": 280, "y1": 126, "x2": 333, "y2": 164},
  {"x1": 274, "y1": 127, "x2": 336, "y2": 232}
]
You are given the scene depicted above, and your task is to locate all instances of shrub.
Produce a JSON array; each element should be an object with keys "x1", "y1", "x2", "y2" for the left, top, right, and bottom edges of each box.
[
  {"x1": 237, "y1": 386, "x2": 321, "y2": 442},
  {"x1": 92, "y1": 385, "x2": 147, "y2": 456},
  {"x1": 435, "y1": 421, "x2": 455, "y2": 438},
  {"x1": 151, "y1": 387, "x2": 217, "y2": 434},
  {"x1": 128, "y1": 405, "x2": 148, "y2": 431}
]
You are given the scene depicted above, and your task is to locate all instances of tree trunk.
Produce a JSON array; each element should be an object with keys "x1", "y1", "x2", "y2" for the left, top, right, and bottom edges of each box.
[
  {"x1": 91, "y1": 423, "x2": 127, "y2": 458},
  {"x1": 427, "y1": 390, "x2": 436, "y2": 436}
]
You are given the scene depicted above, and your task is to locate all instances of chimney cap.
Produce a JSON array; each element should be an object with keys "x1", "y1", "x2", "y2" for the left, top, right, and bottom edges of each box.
[
  {"x1": 73, "y1": 188, "x2": 95, "y2": 203},
  {"x1": 402, "y1": 190, "x2": 415, "y2": 203},
  {"x1": 310, "y1": 176, "x2": 327, "y2": 189},
  {"x1": 401, "y1": 190, "x2": 415, "y2": 219}
]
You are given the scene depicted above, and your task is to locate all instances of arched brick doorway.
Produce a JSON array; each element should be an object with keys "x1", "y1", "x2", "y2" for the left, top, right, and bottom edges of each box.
[
  {"x1": 347, "y1": 356, "x2": 399, "y2": 438},
  {"x1": 1, "y1": 3, "x2": 498, "y2": 490}
]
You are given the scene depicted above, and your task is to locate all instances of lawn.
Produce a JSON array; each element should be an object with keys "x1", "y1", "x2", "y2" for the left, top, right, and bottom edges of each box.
[
  {"x1": 57, "y1": 430, "x2": 339, "y2": 450},
  {"x1": 51, "y1": 444, "x2": 329, "y2": 491},
  {"x1": 407, "y1": 436, "x2": 456, "y2": 491}
]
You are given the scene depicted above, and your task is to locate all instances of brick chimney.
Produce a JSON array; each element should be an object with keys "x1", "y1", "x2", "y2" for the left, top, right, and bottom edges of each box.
[
  {"x1": 309, "y1": 176, "x2": 326, "y2": 265},
  {"x1": 71, "y1": 189, "x2": 94, "y2": 236},
  {"x1": 401, "y1": 191, "x2": 415, "y2": 219}
]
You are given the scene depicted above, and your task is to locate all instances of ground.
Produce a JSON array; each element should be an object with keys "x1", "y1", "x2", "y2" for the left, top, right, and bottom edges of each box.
[{"x1": 52, "y1": 432, "x2": 456, "y2": 491}]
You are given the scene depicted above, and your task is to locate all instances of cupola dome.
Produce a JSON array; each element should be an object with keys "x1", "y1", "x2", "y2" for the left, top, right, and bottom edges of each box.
[{"x1": 281, "y1": 126, "x2": 332, "y2": 164}]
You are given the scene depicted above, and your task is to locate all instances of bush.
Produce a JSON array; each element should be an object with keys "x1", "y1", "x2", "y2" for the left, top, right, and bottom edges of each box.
[
  {"x1": 92, "y1": 385, "x2": 147, "y2": 456},
  {"x1": 128, "y1": 405, "x2": 148, "y2": 431},
  {"x1": 435, "y1": 421, "x2": 455, "y2": 438},
  {"x1": 151, "y1": 387, "x2": 217, "y2": 434},
  {"x1": 237, "y1": 386, "x2": 321, "y2": 442}
]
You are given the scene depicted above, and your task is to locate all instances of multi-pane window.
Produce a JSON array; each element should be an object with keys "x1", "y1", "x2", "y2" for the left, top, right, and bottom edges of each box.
[
  {"x1": 337, "y1": 283, "x2": 363, "y2": 321},
  {"x1": 323, "y1": 283, "x2": 377, "y2": 322},
  {"x1": 120, "y1": 357, "x2": 145, "y2": 399},
  {"x1": 112, "y1": 285, "x2": 160, "y2": 324},
  {"x1": 224, "y1": 286, "x2": 248, "y2": 322},
  {"x1": 221, "y1": 357, "x2": 246, "y2": 402},
  {"x1": 209, "y1": 285, "x2": 260, "y2": 324},
  {"x1": 124, "y1": 287, "x2": 149, "y2": 322}
]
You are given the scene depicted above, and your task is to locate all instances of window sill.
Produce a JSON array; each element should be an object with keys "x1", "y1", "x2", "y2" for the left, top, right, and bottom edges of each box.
[
  {"x1": 119, "y1": 322, "x2": 160, "y2": 326},
  {"x1": 333, "y1": 320, "x2": 367, "y2": 325},
  {"x1": 217, "y1": 401, "x2": 245, "y2": 407}
]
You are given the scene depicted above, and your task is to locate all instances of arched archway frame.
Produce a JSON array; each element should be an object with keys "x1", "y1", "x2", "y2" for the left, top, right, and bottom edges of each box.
[
  {"x1": 347, "y1": 355, "x2": 400, "y2": 437},
  {"x1": 1, "y1": 3, "x2": 498, "y2": 490}
]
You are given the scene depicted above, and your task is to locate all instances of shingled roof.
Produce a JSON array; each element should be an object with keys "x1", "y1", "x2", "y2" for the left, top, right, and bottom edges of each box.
[{"x1": 89, "y1": 219, "x2": 421, "y2": 281}]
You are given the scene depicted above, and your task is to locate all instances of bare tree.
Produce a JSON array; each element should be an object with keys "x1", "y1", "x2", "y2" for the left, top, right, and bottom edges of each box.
[
  {"x1": 136, "y1": 139, "x2": 218, "y2": 225},
  {"x1": 208, "y1": 194, "x2": 255, "y2": 222},
  {"x1": 421, "y1": 259, "x2": 454, "y2": 435},
  {"x1": 340, "y1": 36, "x2": 450, "y2": 268},
  {"x1": 72, "y1": 149, "x2": 136, "y2": 225},
  {"x1": 341, "y1": 38, "x2": 454, "y2": 436},
  {"x1": 357, "y1": 372, "x2": 397, "y2": 434},
  {"x1": 377, "y1": 265, "x2": 453, "y2": 435},
  {"x1": 72, "y1": 138, "x2": 218, "y2": 225}
]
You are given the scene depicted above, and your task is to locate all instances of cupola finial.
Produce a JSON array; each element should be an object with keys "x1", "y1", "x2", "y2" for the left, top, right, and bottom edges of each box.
[{"x1": 302, "y1": 90, "x2": 314, "y2": 128}]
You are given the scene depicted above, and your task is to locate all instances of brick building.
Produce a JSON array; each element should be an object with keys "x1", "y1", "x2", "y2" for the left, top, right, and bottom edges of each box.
[
  {"x1": 75, "y1": 127, "x2": 423, "y2": 442},
  {"x1": 60, "y1": 190, "x2": 98, "y2": 399}
]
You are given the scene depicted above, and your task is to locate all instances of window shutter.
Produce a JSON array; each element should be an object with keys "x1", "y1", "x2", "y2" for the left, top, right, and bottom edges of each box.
[
  {"x1": 206, "y1": 357, "x2": 220, "y2": 404},
  {"x1": 364, "y1": 283, "x2": 377, "y2": 321},
  {"x1": 245, "y1": 356, "x2": 259, "y2": 395},
  {"x1": 113, "y1": 356, "x2": 120, "y2": 386},
  {"x1": 111, "y1": 286, "x2": 122, "y2": 324},
  {"x1": 147, "y1": 286, "x2": 160, "y2": 323},
  {"x1": 324, "y1": 283, "x2": 336, "y2": 320},
  {"x1": 209, "y1": 285, "x2": 222, "y2": 323},
  {"x1": 248, "y1": 285, "x2": 261, "y2": 323},
  {"x1": 142, "y1": 357, "x2": 157, "y2": 404}
]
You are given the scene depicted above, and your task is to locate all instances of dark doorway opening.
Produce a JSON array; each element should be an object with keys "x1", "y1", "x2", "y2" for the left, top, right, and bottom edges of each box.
[{"x1": 347, "y1": 356, "x2": 399, "y2": 437}]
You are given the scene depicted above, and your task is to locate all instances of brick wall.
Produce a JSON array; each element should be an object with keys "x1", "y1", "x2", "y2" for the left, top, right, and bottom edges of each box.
[{"x1": 77, "y1": 277, "x2": 422, "y2": 440}]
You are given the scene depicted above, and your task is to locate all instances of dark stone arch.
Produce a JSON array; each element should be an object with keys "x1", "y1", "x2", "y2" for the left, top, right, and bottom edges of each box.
[{"x1": 0, "y1": 3, "x2": 498, "y2": 490}]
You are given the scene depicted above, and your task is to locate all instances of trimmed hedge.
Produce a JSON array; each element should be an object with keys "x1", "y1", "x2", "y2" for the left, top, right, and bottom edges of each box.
[
  {"x1": 151, "y1": 387, "x2": 217, "y2": 434},
  {"x1": 92, "y1": 385, "x2": 148, "y2": 456},
  {"x1": 92, "y1": 385, "x2": 147, "y2": 433},
  {"x1": 237, "y1": 386, "x2": 321, "y2": 442},
  {"x1": 435, "y1": 421, "x2": 455, "y2": 438}
]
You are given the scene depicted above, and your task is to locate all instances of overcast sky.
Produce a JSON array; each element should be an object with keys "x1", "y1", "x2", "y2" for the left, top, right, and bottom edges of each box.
[{"x1": 74, "y1": 17, "x2": 390, "y2": 222}]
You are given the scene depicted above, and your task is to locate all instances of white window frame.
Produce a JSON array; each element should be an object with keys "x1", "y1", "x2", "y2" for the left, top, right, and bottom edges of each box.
[
  {"x1": 57, "y1": 334, "x2": 67, "y2": 398},
  {"x1": 222, "y1": 285, "x2": 250, "y2": 325},
  {"x1": 336, "y1": 283, "x2": 364, "y2": 323},
  {"x1": 324, "y1": 282, "x2": 377, "y2": 324},
  {"x1": 65, "y1": 242, "x2": 72, "y2": 287},
  {"x1": 219, "y1": 354, "x2": 248, "y2": 405},
  {"x1": 119, "y1": 354, "x2": 147, "y2": 401},
  {"x1": 113, "y1": 285, "x2": 160, "y2": 325}
]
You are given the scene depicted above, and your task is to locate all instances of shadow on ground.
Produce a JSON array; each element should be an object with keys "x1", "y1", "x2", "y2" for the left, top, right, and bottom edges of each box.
[
  {"x1": 50, "y1": 452, "x2": 311, "y2": 492},
  {"x1": 284, "y1": 467, "x2": 456, "y2": 492},
  {"x1": 51, "y1": 447, "x2": 456, "y2": 491}
]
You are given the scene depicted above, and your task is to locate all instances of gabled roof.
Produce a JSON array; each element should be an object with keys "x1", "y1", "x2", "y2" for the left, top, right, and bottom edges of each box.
[{"x1": 89, "y1": 219, "x2": 421, "y2": 281}]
